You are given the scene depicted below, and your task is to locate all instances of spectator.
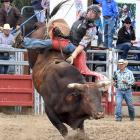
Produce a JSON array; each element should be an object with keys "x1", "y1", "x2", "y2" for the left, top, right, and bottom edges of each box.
[
  {"x1": 113, "y1": 59, "x2": 135, "y2": 121},
  {"x1": 0, "y1": 23, "x2": 14, "y2": 74},
  {"x1": 121, "y1": 5, "x2": 131, "y2": 22},
  {"x1": 119, "y1": 5, "x2": 133, "y2": 29},
  {"x1": 31, "y1": 0, "x2": 49, "y2": 23},
  {"x1": 95, "y1": 16, "x2": 103, "y2": 47},
  {"x1": 116, "y1": 17, "x2": 137, "y2": 59},
  {"x1": 96, "y1": 0, "x2": 119, "y2": 49},
  {"x1": 0, "y1": 0, "x2": 23, "y2": 34}
]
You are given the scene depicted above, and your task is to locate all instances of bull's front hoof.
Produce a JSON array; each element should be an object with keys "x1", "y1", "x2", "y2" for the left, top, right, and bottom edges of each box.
[{"x1": 60, "y1": 126, "x2": 68, "y2": 137}]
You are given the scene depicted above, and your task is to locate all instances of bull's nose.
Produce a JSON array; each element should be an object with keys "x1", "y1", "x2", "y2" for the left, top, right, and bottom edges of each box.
[
  {"x1": 97, "y1": 112, "x2": 104, "y2": 118},
  {"x1": 93, "y1": 112, "x2": 104, "y2": 119}
]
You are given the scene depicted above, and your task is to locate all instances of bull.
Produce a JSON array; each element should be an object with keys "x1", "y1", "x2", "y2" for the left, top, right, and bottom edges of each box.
[
  {"x1": 32, "y1": 51, "x2": 110, "y2": 136},
  {"x1": 13, "y1": 1, "x2": 111, "y2": 137}
]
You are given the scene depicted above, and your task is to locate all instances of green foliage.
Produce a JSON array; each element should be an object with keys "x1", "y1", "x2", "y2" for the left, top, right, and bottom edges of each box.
[
  {"x1": 12, "y1": 0, "x2": 31, "y2": 10},
  {"x1": 0, "y1": 0, "x2": 31, "y2": 10}
]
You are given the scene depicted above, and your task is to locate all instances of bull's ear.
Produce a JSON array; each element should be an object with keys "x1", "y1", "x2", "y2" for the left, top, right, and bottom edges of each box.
[{"x1": 67, "y1": 83, "x2": 85, "y2": 91}]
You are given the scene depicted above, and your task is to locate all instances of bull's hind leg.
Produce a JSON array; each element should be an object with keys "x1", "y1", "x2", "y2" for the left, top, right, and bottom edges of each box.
[
  {"x1": 45, "y1": 105, "x2": 68, "y2": 136},
  {"x1": 77, "y1": 120, "x2": 84, "y2": 132}
]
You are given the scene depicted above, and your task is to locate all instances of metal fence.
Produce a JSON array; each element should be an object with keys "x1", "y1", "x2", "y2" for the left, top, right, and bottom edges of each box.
[
  {"x1": 0, "y1": 46, "x2": 140, "y2": 115},
  {"x1": 0, "y1": 46, "x2": 44, "y2": 114},
  {"x1": 0, "y1": 46, "x2": 28, "y2": 74}
]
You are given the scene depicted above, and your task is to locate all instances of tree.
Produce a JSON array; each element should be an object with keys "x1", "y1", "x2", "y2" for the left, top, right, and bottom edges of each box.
[{"x1": 12, "y1": 0, "x2": 31, "y2": 10}]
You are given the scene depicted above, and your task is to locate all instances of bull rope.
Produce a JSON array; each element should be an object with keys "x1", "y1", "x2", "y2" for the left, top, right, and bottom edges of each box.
[{"x1": 11, "y1": 8, "x2": 46, "y2": 34}]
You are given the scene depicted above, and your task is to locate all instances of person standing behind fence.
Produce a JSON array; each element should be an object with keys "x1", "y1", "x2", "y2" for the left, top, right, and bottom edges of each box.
[
  {"x1": 95, "y1": 16, "x2": 103, "y2": 47},
  {"x1": 120, "y1": 5, "x2": 132, "y2": 28},
  {"x1": 31, "y1": 0, "x2": 49, "y2": 23},
  {"x1": 96, "y1": 0, "x2": 118, "y2": 49},
  {"x1": 113, "y1": 59, "x2": 135, "y2": 121},
  {"x1": 0, "y1": 23, "x2": 14, "y2": 74},
  {"x1": 116, "y1": 17, "x2": 137, "y2": 60},
  {"x1": 0, "y1": 0, "x2": 23, "y2": 34}
]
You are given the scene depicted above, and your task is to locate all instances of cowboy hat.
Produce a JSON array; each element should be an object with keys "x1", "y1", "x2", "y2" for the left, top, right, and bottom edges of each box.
[
  {"x1": 118, "y1": 59, "x2": 128, "y2": 66},
  {"x1": 2, "y1": 23, "x2": 13, "y2": 30}
]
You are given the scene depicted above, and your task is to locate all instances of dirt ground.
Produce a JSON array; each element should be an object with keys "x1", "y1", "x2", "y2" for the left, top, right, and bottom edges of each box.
[{"x1": 0, "y1": 113, "x2": 140, "y2": 140}]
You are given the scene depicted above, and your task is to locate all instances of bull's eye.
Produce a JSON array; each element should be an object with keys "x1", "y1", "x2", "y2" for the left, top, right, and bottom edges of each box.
[{"x1": 65, "y1": 95, "x2": 73, "y2": 102}]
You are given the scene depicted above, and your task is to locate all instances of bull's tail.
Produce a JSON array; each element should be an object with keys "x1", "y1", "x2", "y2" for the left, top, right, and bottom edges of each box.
[{"x1": 49, "y1": 0, "x2": 70, "y2": 19}]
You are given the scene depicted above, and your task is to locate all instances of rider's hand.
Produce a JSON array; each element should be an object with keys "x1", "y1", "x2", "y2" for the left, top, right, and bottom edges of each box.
[
  {"x1": 122, "y1": 79, "x2": 127, "y2": 84},
  {"x1": 66, "y1": 55, "x2": 74, "y2": 64}
]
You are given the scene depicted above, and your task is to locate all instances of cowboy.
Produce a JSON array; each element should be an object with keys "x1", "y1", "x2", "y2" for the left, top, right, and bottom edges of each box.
[
  {"x1": 15, "y1": 5, "x2": 107, "y2": 80},
  {"x1": 113, "y1": 59, "x2": 135, "y2": 121},
  {"x1": 0, "y1": 23, "x2": 14, "y2": 74},
  {"x1": 0, "y1": 0, "x2": 23, "y2": 33}
]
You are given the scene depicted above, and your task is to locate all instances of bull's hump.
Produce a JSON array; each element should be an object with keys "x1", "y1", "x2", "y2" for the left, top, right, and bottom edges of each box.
[
  {"x1": 50, "y1": 61, "x2": 81, "y2": 77},
  {"x1": 51, "y1": 61, "x2": 73, "y2": 69}
]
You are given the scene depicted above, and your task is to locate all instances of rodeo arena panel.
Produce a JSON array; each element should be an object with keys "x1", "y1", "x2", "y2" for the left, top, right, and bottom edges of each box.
[{"x1": 0, "y1": 0, "x2": 140, "y2": 140}]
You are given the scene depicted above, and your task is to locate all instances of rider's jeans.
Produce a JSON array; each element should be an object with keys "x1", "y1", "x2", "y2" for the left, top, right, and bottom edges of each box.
[
  {"x1": 115, "y1": 89, "x2": 135, "y2": 119},
  {"x1": 23, "y1": 37, "x2": 76, "y2": 54}
]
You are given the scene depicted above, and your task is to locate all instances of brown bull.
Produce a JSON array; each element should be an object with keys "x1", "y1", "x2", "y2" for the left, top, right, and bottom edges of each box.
[
  {"x1": 15, "y1": 29, "x2": 110, "y2": 136},
  {"x1": 14, "y1": 1, "x2": 110, "y2": 136},
  {"x1": 32, "y1": 50, "x2": 106, "y2": 136}
]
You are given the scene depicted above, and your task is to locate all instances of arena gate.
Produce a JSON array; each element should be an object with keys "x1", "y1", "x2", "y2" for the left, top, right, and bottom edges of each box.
[
  {"x1": 0, "y1": 74, "x2": 33, "y2": 106},
  {"x1": 0, "y1": 47, "x2": 34, "y2": 108}
]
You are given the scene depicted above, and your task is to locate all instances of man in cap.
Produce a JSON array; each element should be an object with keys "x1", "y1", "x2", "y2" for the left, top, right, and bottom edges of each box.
[
  {"x1": 0, "y1": 23, "x2": 15, "y2": 74},
  {"x1": 0, "y1": 0, "x2": 23, "y2": 33},
  {"x1": 116, "y1": 17, "x2": 138, "y2": 59},
  {"x1": 113, "y1": 59, "x2": 135, "y2": 121}
]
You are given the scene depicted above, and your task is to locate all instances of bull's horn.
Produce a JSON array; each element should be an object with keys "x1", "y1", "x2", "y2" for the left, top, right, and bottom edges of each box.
[
  {"x1": 67, "y1": 83, "x2": 84, "y2": 91},
  {"x1": 97, "y1": 80, "x2": 111, "y2": 91},
  {"x1": 97, "y1": 80, "x2": 111, "y2": 86}
]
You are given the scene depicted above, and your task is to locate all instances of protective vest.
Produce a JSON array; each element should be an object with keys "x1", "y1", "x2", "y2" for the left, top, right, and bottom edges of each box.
[
  {"x1": 70, "y1": 19, "x2": 87, "y2": 46},
  {"x1": 70, "y1": 18, "x2": 94, "y2": 46}
]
